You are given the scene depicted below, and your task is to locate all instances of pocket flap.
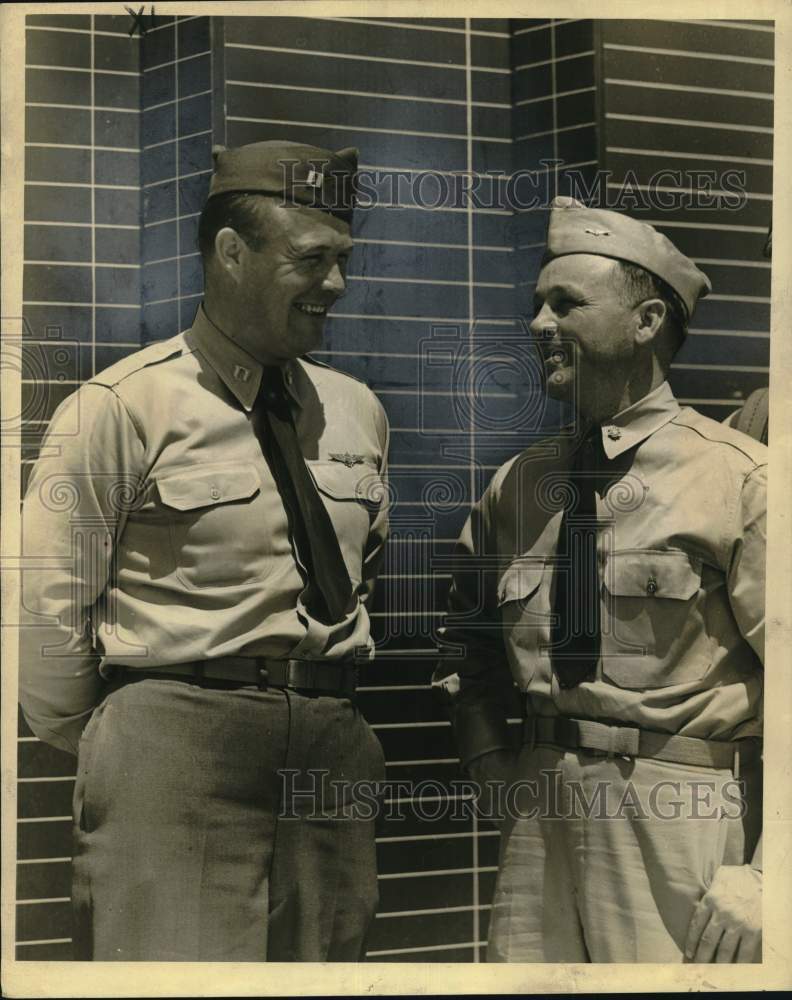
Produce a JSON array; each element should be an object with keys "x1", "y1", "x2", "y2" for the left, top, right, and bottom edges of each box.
[
  {"x1": 308, "y1": 461, "x2": 383, "y2": 504},
  {"x1": 497, "y1": 559, "x2": 546, "y2": 607},
  {"x1": 603, "y1": 549, "x2": 701, "y2": 600},
  {"x1": 157, "y1": 464, "x2": 260, "y2": 511}
]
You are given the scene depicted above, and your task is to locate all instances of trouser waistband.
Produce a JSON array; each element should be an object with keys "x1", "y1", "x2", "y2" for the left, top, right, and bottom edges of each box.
[
  {"x1": 523, "y1": 714, "x2": 762, "y2": 774},
  {"x1": 110, "y1": 656, "x2": 359, "y2": 698}
]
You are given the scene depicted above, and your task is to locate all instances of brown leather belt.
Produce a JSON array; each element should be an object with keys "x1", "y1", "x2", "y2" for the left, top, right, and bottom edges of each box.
[
  {"x1": 524, "y1": 715, "x2": 761, "y2": 774},
  {"x1": 112, "y1": 656, "x2": 359, "y2": 698}
]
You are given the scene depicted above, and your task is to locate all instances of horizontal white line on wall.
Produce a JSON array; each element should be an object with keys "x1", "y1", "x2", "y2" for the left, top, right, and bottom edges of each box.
[
  {"x1": 366, "y1": 940, "x2": 485, "y2": 957},
  {"x1": 377, "y1": 904, "x2": 492, "y2": 920},
  {"x1": 25, "y1": 142, "x2": 139, "y2": 154},
  {"x1": 22, "y1": 302, "x2": 138, "y2": 309},
  {"x1": 357, "y1": 200, "x2": 512, "y2": 216},
  {"x1": 356, "y1": 683, "x2": 431, "y2": 692},
  {"x1": 227, "y1": 78, "x2": 510, "y2": 110},
  {"x1": 514, "y1": 85, "x2": 596, "y2": 107},
  {"x1": 226, "y1": 115, "x2": 512, "y2": 144},
  {"x1": 18, "y1": 775, "x2": 75, "y2": 783},
  {"x1": 347, "y1": 275, "x2": 514, "y2": 289},
  {"x1": 143, "y1": 50, "x2": 210, "y2": 74},
  {"x1": 225, "y1": 41, "x2": 511, "y2": 75},
  {"x1": 692, "y1": 258, "x2": 770, "y2": 268},
  {"x1": 689, "y1": 328, "x2": 770, "y2": 338},
  {"x1": 25, "y1": 25, "x2": 140, "y2": 39},
  {"x1": 330, "y1": 312, "x2": 514, "y2": 325},
  {"x1": 680, "y1": 397, "x2": 748, "y2": 406},
  {"x1": 515, "y1": 120, "x2": 596, "y2": 142},
  {"x1": 378, "y1": 866, "x2": 498, "y2": 881},
  {"x1": 642, "y1": 219, "x2": 768, "y2": 233},
  {"x1": 142, "y1": 129, "x2": 212, "y2": 152},
  {"x1": 606, "y1": 145, "x2": 773, "y2": 167},
  {"x1": 667, "y1": 18, "x2": 774, "y2": 33},
  {"x1": 144, "y1": 252, "x2": 200, "y2": 266},
  {"x1": 16, "y1": 897, "x2": 71, "y2": 906},
  {"x1": 603, "y1": 181, "x2": 771, "y2": 202},
  {"x1": 143, "y1": 89, "x2": 213, "y2": 114},
  {"x1": 25, "y1": 181, "x2": 140, "y2": 191},
  {"x1": 15, "y1": 938, "x2": 73, "y2": 947},
  {"x1": 370, "y1": 720, "x2": 450, "y2": 729},
  {"x1": 17, "y1": 816, "x2": 71, "y2": 824},
  {"x1": 606, "y1": 112, "x2": 773, "y2": 135},
  {"x1": 355, "y1": 238, "x2": 511, "y2": 252},
  {"x1": 26, "y1": 64, "x2": 139, "y2": 78},
  {"x1": 25, "y1": 260, "x2": 140, "y2": 269},
  {"x1": 143, "y1": 168, "x2": 212, "y2": 189},
  {"x1": 378, "y1": 831, "x2": 497, "y2": 847},
  {"x1": 26, "y1": 101, "x2": 140, "y2": 115},
  {"x1": 382, "y1": 757, "x2": 459, "y2": 767},
  {"x1": 319, "y1": 16, "x2": 510, "y2": 37},
  {"x1": 672, "y1": 362, "x2": 769, "y2": 373},
  {"x1": 605, "y1": 77, "x2": 773, "y2": 101},
  {"x1": 513, "y1": 50, "x2": 595, "y2": 73},
  {"x1": 21, "y1": 222, "x2": 139, "y2": 231},
  {"x1": 603, "y1": 42, "x2": 773, "y2": 67},
  {"x1": 143, "y1": 211, "x2": 201, "y2": 228},
  {"x1": 17, "y1": 857, "x2": 72, "y2": 865}
]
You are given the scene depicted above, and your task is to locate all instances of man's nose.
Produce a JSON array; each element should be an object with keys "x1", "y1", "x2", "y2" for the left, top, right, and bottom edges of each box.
[
  {"x1": 529, "y1": 304, "x2": 556, "y2": 338},
  {"x1": 322, "y1": 262, "x2": 346, "y2": 296}
]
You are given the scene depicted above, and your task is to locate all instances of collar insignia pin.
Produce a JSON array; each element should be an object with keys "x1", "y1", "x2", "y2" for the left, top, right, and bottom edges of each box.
[
  {"x1": 233, "y1": 364, "x2": 251, "y2": 382},
  {"x1": 306, "y1": 169, "x2": 323, "y2": 188},
  {"x1": 330, "y1": 453, "x2": 365, "y2": 468}
]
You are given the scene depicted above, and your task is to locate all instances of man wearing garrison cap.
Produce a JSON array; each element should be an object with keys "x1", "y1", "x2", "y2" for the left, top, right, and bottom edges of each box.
[
  {"x1": 20, "y1": 141, "x2": 390, "y2": 960},
  {"x1": 434, "y1": 198, "x2": 766, "y2": 962}
]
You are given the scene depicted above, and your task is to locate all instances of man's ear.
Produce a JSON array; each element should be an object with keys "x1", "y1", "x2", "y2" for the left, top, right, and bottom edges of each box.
[
  {"x1": 214, "y1": 227, "x2": 245, "y2": 279},
  {"x1": 634, "y1": 298, "x2": 666, "y2": 347}
]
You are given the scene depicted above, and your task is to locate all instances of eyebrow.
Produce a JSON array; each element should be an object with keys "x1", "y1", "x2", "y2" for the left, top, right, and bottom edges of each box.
[
  {"x1": 291, "y1": 237, "x2": 354, "y2": 254},
  {"x1": 534, "y1": 281, "x2": 588, "y2": 302}
]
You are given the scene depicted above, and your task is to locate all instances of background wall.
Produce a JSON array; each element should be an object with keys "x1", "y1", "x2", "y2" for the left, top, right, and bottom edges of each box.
[{"x1": 17, "y1": 14, "x2": 773, "y2": 962}]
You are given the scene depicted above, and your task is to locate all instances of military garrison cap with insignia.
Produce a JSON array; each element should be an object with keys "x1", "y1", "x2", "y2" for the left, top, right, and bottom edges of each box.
[
  {"x1": 545, "y1": 196, "x2": 712, "y2": 320},
  {"x1": 209, "y1": 140, "x2": 358, "y2": 220}
]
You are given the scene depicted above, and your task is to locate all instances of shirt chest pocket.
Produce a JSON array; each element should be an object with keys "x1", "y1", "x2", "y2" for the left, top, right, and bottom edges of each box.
[
  {"x1": 307, "y1": 461, "x2": 384, "y2": 587},
  {"x1": 601, "y1": 548, "x2": 711, "y2": 689},
  {"x1": 496, "y1": 559, "x2": 553, "y2": 668},
  {"x1": 157, "y1": 463, "x2": 267, "y2": 590}
]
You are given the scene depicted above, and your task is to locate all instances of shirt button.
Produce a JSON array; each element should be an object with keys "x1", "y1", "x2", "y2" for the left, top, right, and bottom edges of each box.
[
  {"x1": 606, "y1": 426, "x2": 622, "y2": 440},
  {"x1": 646, "y1": 576, "x2": 658, "y2": 596},
  {"x1": 210, "y1": 486, "x2": 221, "y2": 500}
]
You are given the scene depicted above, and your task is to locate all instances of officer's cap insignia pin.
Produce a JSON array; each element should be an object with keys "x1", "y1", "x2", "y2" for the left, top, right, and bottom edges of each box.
[
  {"x1": 306, "y1": 169, "x2": 323, "y2": 188},
  {"x1": 329, "y1": 453, "x2": 365, "y2": 468},
  {"x1": 584, "y1": 228, "x2": 611, "y2": 237}
]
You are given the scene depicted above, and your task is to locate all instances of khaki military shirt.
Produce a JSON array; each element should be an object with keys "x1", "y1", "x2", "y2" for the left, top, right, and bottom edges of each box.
[
  {"x1": 434, "y1": 381, "x2": 766, "y2": 767},
  {"x1": 20, "y1": 307, "x2": 390, "y2": 754}
]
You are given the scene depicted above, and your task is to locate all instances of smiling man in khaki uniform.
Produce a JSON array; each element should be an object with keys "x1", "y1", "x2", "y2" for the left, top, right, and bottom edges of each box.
[
  {"x1": 435, "y1": 197, "x2": 765, "y2": 963},
  {"x1": 19, "y1": 141, "x2": 389, "y2": 961}
]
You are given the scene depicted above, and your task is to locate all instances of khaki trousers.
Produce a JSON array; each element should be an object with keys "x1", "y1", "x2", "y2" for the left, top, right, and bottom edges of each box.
[
  {"x1": 71, "y1": 678, "x2": 385, "y2": 961},
  {"x1": 487, "y1": 742, "x2": 761, "y2": 962}
]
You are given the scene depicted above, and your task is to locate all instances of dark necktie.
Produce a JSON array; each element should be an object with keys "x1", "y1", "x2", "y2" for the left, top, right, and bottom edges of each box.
[
  {"x1": 253, "y1": 366, "x2": 353, "y2": 624},
  {"x1": 551, "y1": 427, "x2": 603, "y2": 688}
]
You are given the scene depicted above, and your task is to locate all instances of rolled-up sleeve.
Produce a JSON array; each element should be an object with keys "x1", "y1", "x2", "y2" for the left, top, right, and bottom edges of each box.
[
  {"x1": 19, "y1": 384, "x2": 145, "y2": 754},
  {"x1": 727, "y1": 463, "x2": 767, "y2": 667},
  {"x1": 432, "y1": 480, "x2": 519, "y2": 769}
]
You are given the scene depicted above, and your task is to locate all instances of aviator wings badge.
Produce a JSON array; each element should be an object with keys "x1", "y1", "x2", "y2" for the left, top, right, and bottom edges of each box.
[{"x1": 329, "y1": 453, "x2": 366, "y2": 468}]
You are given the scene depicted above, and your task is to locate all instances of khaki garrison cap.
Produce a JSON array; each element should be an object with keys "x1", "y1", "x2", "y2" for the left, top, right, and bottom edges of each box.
[
  {"x1": 209, "y1": 140, "x2": 358, "y2": 220},
  {"x1": 545, "y1": 196, "x2": 712, "y2": 320}
]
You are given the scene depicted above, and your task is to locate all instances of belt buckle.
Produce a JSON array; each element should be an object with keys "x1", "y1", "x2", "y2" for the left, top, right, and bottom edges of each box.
[{"x1": 256, "y1": 659, "x2": 269, "y2": 691}]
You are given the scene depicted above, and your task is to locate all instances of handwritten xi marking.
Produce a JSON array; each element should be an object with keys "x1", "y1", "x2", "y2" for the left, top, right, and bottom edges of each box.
[{"x1": 125, "y1": 5, "x2": 157, "y2": 37}]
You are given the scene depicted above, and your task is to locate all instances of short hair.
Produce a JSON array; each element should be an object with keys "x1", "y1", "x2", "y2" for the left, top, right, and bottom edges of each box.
[
  {"x1": 197, "y1": 191, "x2": 274, "y2": 261},
  {"x1": 611, "y1": 259, "x2": 688, "y2": 363}
]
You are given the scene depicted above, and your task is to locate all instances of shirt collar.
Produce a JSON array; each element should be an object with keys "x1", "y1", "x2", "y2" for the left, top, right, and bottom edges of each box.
[
  {"x1": 597, "y1": 380, "x2": 680, "y2": 459},
  {"x1": 186, "y1": 304, "x2": 303, "y2": 412}
]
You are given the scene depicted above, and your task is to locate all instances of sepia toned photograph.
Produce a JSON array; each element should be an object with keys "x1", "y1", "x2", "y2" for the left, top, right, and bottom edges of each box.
[{"x1": 1, "y1": 1, "x2": 790, "y2": 995}]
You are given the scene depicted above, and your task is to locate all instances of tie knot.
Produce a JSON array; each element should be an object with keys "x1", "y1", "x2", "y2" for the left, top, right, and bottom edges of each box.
[{"x1": 257, "y1": 366, "x2": 288, "y2": 409}]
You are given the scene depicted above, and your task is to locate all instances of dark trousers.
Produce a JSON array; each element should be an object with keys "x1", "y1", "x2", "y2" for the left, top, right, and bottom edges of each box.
[{"x1": 70, "y1": 678, "x2": 385, "y2": 961}]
